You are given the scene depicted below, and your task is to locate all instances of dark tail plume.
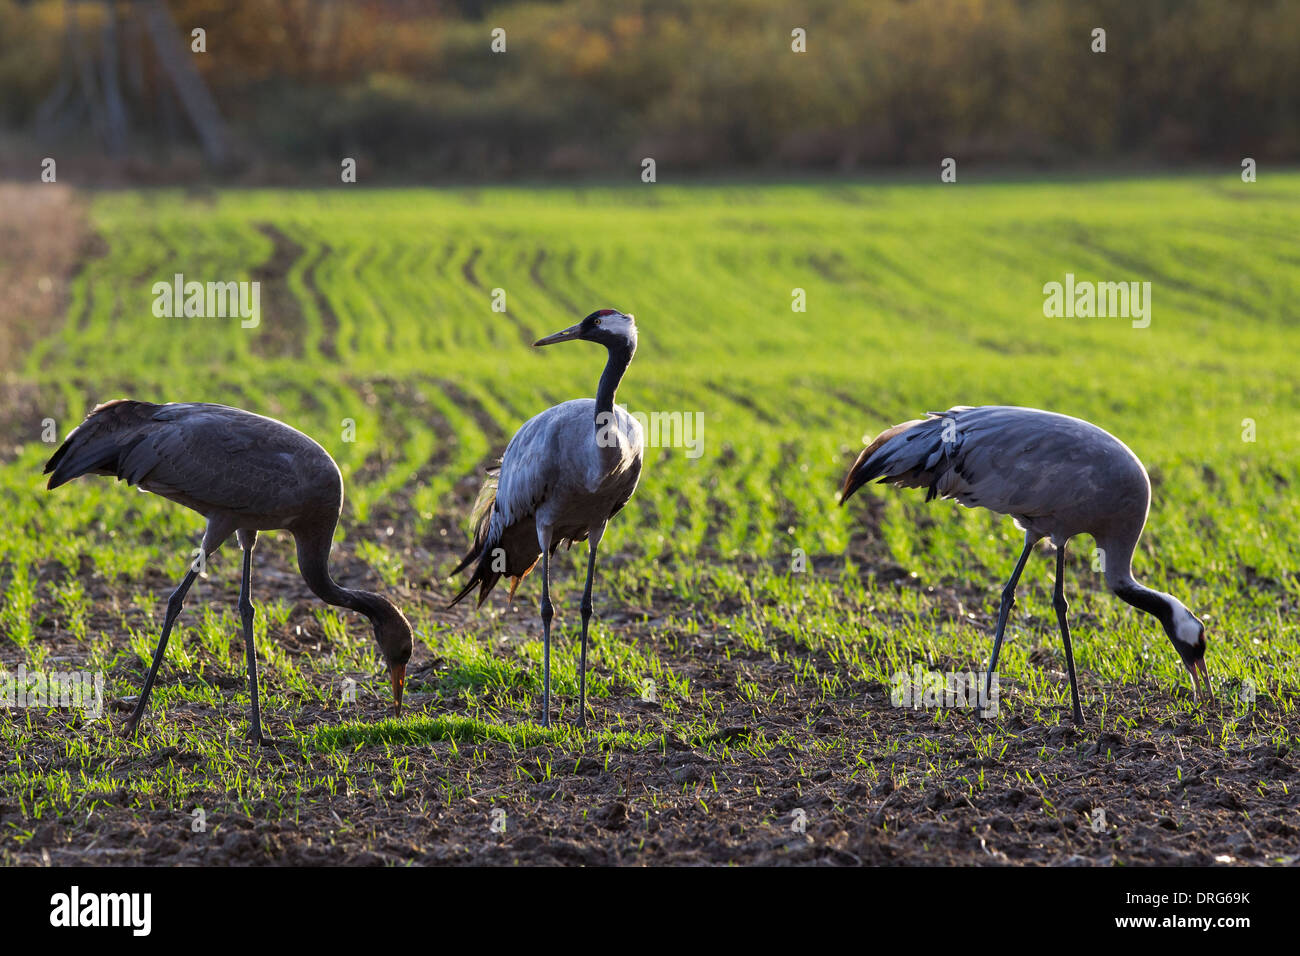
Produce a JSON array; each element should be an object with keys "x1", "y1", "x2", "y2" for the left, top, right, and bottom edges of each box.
[
  {"x1": 448, "y1": 466, "x2": 545, "y2": 608},
  {"x1": 838, "y1": 407, "x2": 977, "y2": 504},
  {"x1": 838, "y1": 417, "x2": 931, "y2": 504},
  {"x1": 44, "y1": 400, "x2": 162, "y2": 490},
  {"x1": 448, "y1": 467, "x2": 502, "y2": 607}
]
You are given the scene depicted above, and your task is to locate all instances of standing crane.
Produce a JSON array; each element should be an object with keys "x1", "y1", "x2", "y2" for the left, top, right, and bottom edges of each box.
[
  {"x1": 838, "y1": 405, "x2": 1209, "y2": 722},
  {"x1": 450, "y1": 309, "x2": 644, "y2": 728},
  {"x1": 44, "y1": 400, "x2": 413, "y2": 743}
]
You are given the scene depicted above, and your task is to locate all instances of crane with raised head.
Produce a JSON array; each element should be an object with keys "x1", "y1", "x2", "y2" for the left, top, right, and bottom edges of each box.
[{"x1": 450, "y1": 309, "x2": 644, "y2": 728}]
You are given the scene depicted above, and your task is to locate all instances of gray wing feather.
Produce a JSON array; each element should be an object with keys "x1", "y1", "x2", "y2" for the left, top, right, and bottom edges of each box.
[
  {"x1": 846, "y1": 405, "x2": 1121, "y2": 521},
  {"x1": 489, "y1": 405, "x2": 566, "y2": 534},
  {"x1": 46, "y1": 401, "x2": 336, "y2": 519}
]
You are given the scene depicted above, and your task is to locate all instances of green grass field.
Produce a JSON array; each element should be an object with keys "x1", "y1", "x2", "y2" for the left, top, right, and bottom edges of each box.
[{"x1": 2, "y1": 174, "x2": 1298, "y2": 864}]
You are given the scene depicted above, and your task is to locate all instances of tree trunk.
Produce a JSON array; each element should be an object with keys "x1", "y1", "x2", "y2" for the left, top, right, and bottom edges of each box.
[{"x1": 139, "y1": 0, "x2": 233, "y2": 168}]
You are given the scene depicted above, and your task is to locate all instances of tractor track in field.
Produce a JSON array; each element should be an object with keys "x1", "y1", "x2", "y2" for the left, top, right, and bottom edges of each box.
[
  {"x1": 437, "y1": 380, "x2": 510, "y2": 448},
  {"x1": 249, "y1": 224, "x2": 307, "y2": 359},
  {"x1": 299, "y1": 238, "x2": 341, "y2": 361},
  {"x1": 1064, "y1": 227, "x2": 1265, "y2": 324},
  {"x1": 529, "y1": 248, "x2": 584, "y2": 316},
  {"x1": 245, "y1": 222, "x2": 342, "y2": 362},
  {"x1": 459, "y1": 244, "x2": 536, "y2": 349}
]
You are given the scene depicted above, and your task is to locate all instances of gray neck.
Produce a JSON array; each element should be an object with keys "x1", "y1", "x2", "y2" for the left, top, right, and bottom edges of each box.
[
  {"x1": 1113, "y1": 580, "x2": 1177, "y2": 630},
  {"x1": 1101, "y1": 536, "x2": 1176, "y2": 630},
  {"x1": 295, "y1": 529, "x2": 392, "y2": 624}
]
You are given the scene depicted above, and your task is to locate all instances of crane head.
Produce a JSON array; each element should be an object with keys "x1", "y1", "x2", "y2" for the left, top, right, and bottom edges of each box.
[
  {"x1": 534, "y1": 309, "x2": 637, "y2": 352},
  {"x1": 369, "y1": 600, "x2": 413, "y2": 717},
  {"x1": 1167, "y1": 604, "x2": 1211, "y2": 703}
]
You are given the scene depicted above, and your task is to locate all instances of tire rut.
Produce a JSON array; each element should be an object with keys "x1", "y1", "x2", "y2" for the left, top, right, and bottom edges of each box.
[{"x1": 461, "y1": 244, "x2": 535, "y2": 348}]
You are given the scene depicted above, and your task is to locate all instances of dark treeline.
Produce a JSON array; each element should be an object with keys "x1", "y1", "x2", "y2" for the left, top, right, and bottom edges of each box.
[{"x1": 0, "y1": 0, "x2": 1296, "y2": 180}]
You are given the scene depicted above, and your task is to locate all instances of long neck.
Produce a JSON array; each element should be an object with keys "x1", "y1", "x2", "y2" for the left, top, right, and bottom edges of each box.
[
  {"x1": 295, "y1": 529, "x2": 391, "y2": 623},
  {"x1": 595, "y1": 341, "x2": 634, "y2": 420},
  {"x1": 1113, "y1": 580, "x2": 1176, "y2": 629},
  {"x1": 1100, "y1": 535, "x2": 1175, "y2": 629}
]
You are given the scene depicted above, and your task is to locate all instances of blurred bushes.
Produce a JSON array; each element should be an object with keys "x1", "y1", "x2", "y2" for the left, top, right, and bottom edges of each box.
[{"x1": 1, "y1": 0, "x2": 1297, "y2": 177}]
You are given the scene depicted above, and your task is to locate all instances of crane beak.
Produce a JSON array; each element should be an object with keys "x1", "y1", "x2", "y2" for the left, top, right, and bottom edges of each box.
[
  {"x1": 534, "y1": 323, "x2": 582, "y2": 347},
  {"x1": 390, "y1": 664, "x2": 406, "y2": 717},
  {"x1": 1186, "y1": 658, "x2": 1212, "y2": 703}
]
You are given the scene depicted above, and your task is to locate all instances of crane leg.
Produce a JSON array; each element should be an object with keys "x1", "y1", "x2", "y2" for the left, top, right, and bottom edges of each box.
[
  {"x1": 577, "y1": 531, "x2": 603, "y2": 729},
  {"x1": 539, "y1": 546, "x2": 553, "y2": 729},
  {"x1": 122, "y1": 566, "x2": 199, "y2": 737},
  {"x1": 985, "y1": 534, "x2": 1036, "y2": 712},
  {"x1": 237, "y1": 530, "x2": 270, "y2": 745},
  {"x1": 1052, "y1": 544, "x2": 1084, "y2": 724}
]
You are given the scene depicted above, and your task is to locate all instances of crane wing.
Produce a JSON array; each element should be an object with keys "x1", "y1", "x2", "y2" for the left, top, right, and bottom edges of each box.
[
  {"x1": 490, "y1": 407, "x2": 562, "y2": 530},
  {"x1": 46, "y1": 400, "x2": 333, "y2": 518},
  {"x1": 840, "y1": 405, "x2": 1103, "y2": 521},
  {"x1": 449, "y1": 400, "x2": 642, "y2": 607}
]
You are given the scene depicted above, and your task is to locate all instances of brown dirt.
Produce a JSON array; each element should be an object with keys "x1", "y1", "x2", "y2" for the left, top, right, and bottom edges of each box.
[{"x1": 247, "y1": 224, "x2": 307, "y2": 360}]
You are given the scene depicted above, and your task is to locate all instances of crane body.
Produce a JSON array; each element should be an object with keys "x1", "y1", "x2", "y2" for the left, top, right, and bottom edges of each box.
[
  {"x1": 45, "y1": 400, "x2": 412, "y2": 743},
  {"x1": 451, "y1": 310, "x2": 644, "y2": 727},
  {"x1": 840, "y1": 405, "x2": 1209, "y2": 721}
]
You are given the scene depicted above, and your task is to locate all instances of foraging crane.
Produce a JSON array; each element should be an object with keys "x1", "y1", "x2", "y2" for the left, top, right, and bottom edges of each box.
[
  {"x1": 839, "y1": 405, "x2": 1209, "y2": 722},
  {"x1": 450, "y1": 309, "x2": 644, "y2": 728},
  {"x1": 44, "y1": 400, "x2": 413, "y2": 743}
]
